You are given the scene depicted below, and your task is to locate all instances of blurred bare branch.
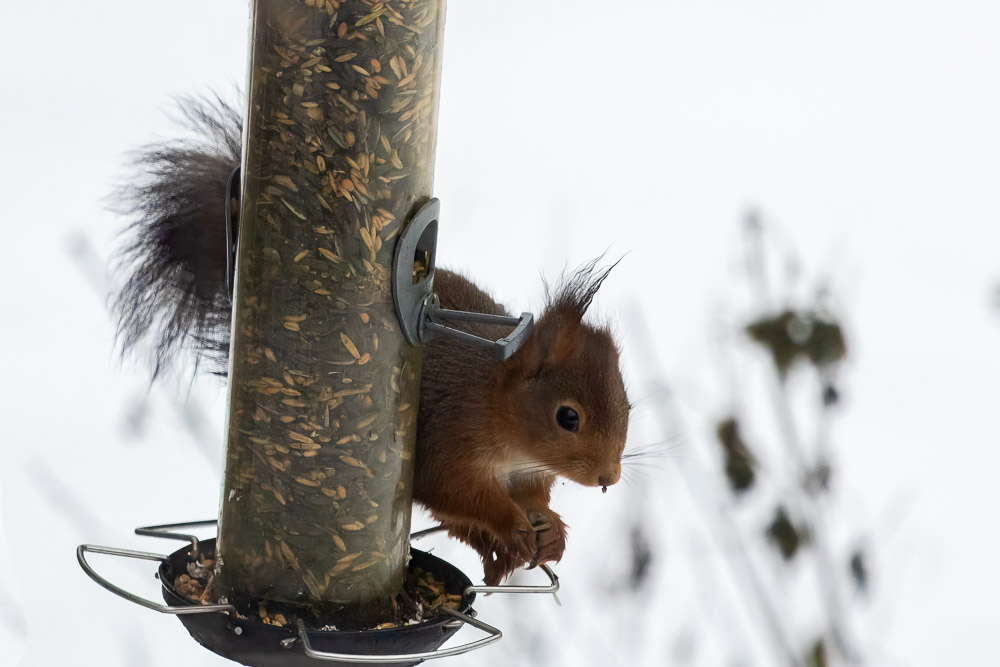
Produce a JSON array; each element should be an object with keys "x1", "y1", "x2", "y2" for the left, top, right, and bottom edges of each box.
[
  {"x1": 0, "y1": 582, "x2": 26, "y2": 636},
  {"x1": 66, "y1": 229, "x2": 222, "y2": 470},
  {"x1": 27, "y1": 457, "x2": 117, "y2": 542},
  {"x1": 630, "y1": 312, "x2": 805, "y2": 667}
]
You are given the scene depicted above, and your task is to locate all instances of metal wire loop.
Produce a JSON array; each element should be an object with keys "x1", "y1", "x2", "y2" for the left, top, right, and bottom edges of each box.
[
  {"x1": 295, "y1": 607, "x2": 501, "y2": 663},
  {"x1": 76, "y1": 544, "x2": 235, "y2": 615}
]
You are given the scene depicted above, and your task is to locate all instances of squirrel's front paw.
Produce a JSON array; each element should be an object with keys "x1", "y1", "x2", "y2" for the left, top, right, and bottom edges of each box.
[
  {"x1": 506, "y1": 513, "x2": 542, "y2": 565},
  {"x1": 478, "y1": 514, "x2": 537, "y2": 585},
  {"x1": 526, "y1": 509, "x2": 568, "y2": 567},
  {"x1": 476, "y1": 526, "x2": 535, "y2": 586},
  {"x1": 481, "y1": 543, "x2": 523, "y2": 586},
  {"x1": 441, "y1": 513, "x2": 539, "y2": 585}
]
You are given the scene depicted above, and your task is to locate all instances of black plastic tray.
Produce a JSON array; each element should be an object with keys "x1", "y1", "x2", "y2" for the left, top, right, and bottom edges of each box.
[{"x1": 159, "y1": 539, "x2": 476, "y2": 667}]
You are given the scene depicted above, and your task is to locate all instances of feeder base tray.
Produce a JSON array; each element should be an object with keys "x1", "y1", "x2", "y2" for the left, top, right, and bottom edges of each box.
[
  {"x1": 160, "y1": 539, "x2": 472, "y2": 667},
  {"x1": 78, "y1": 522, "x2": 559, "y2": 666}
]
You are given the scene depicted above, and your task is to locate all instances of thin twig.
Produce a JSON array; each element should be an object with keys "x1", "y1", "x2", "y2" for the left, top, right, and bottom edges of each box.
[{"x1": 630, "y1": 311, "x2": 805, "y2": 667}]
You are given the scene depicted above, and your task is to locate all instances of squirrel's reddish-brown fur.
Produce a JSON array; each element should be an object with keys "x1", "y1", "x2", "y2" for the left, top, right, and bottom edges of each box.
[
  {"x1": 417, "y1": 269, "x2": 629, "y2": 583},
  {"x1": 113, "y1": 97, "x2": 630, "y2": 584}
]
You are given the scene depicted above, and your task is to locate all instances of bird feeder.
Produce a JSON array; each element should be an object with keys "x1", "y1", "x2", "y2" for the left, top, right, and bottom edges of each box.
[
  {"x1": 213, "y1": 0, "x2": 444, "y2": 626},
  {"x1": 78, "y1": 0, "x2": 557, "y2": 664}
]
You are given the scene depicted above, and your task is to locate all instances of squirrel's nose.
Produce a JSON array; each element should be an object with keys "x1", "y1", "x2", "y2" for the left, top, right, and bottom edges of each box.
[{"x1": 597, "y1": 467, "x2": 621, "y2": 488}]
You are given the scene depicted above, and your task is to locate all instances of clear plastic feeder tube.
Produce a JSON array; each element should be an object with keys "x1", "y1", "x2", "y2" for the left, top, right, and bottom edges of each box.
[{"x1": 216, "y1": 0, "x2": 446, "y2": 627}]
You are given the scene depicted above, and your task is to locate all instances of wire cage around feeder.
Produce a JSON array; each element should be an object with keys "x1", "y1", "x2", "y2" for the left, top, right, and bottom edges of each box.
[{"x1": 78, "y1": 0, "x2": 559, "y2": 663}]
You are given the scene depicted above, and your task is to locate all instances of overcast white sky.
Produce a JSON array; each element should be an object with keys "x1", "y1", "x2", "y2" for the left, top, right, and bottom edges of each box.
[{"x1": 2, "y1": 1, "x2": 999, "y2": 665}]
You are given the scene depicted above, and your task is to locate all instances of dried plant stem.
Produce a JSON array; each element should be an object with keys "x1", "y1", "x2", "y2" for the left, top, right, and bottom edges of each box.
[
  {"x1": 746, "y1": 216, "x2": 863, "y2": 664},
  {"x1": 766, "y1": 374, "x2": 862, "y2": 664},
  {"x1": 631, "y1": 314, "x2": 805, "y2": 667}
]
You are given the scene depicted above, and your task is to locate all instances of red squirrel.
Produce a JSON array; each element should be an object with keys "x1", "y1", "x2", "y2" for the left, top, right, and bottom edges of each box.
[{"x1": 114, "y1": 98, "x2": 630, "y2": 585}]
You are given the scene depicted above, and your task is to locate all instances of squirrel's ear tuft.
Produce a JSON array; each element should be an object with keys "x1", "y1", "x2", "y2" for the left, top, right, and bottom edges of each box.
[
  {"x1": 544, "y1": 256, "x2": 619, "y2": 323},
  {"x1": 504, "y1": 257, "x2": 620, "y2": 380}
]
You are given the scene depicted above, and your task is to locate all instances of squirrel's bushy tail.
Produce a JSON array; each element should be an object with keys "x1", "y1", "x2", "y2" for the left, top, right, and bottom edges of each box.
[{"x1": 112, "y1": 96, "x2": 241, "y2": 376}]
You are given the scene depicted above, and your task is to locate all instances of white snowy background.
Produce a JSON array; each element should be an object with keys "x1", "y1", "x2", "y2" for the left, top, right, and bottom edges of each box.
[{"x1": 2, "y1": 1, "x2": 999, "y2": 665}]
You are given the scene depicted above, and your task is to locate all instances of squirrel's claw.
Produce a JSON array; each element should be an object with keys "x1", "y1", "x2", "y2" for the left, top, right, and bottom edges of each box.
[{"x1": 526, "y1": 509, "x2": 568, "y2": 569}]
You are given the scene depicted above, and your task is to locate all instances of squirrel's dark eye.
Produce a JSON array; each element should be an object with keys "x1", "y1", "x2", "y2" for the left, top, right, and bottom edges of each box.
[{"x1": 556, "y1": 406, "x2": 580, "y2": 432}]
